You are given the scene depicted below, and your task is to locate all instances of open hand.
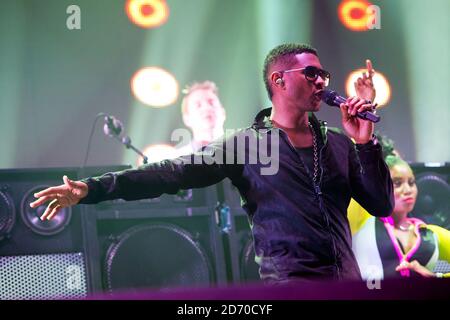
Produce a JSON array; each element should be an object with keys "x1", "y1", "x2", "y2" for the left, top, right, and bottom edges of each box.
[{"x1": 30, "y1": 175, "x2": 88, "y2": 221}]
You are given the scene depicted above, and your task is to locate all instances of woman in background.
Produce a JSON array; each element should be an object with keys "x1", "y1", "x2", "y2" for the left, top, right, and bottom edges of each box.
[{"x1": 349, "y1": 152, "x2": 450, "y2": 280}]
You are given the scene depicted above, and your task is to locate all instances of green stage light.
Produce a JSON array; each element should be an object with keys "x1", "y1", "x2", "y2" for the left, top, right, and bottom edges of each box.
[{"x1": 399, "y1": 0, "x2": 450, "y2": 162}]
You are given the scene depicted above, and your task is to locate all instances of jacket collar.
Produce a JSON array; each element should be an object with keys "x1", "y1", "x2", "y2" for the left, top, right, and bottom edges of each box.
[{"x1": 252, "y1": 107, "x2": 329, "y2": 144}]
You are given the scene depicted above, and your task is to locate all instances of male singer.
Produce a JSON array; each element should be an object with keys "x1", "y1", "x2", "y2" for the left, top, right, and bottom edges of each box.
[{"x1": 31, "y1": 43, "x2": 393, "y2": 282}]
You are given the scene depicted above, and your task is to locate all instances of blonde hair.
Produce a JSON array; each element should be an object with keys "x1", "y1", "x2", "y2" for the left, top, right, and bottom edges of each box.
[{"x1": 181, "y1": 81, "x2": 219, "y2": 115}]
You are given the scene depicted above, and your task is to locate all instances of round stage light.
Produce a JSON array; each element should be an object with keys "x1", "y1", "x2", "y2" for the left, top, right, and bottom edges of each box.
[
  {"x1": 338, "y1": 0, "x2": 372, "y2": 32},
  {"x1": 131, "y1": 67, "x2": 179, "y2": 108},
  {"x1": 125, "y1": 0, "x2": 169, "y2": 29},
  {"x1": 139, "y1": 144, "x2": 178, "y2": 165},
  {"x1": 345, "y1": 68, "x2": 391, "y2": 108}
]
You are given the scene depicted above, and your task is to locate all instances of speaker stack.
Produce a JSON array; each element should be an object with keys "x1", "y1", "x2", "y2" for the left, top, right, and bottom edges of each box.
[
  {"x1": 6, "y1": 163, "x2": 447, "y2": 298},
  {"x1": 0, "y1": 168, "x2": 87, "y2": 300},
  {"x1": 78, "y1": 168, "x2": 263, "y2": 295},
  {"x1": 79, "y1": 166, "x2": 232, "y2": 295},
  {"x1": 0, "y1": 165, "x2": 263, "y2": 299}
]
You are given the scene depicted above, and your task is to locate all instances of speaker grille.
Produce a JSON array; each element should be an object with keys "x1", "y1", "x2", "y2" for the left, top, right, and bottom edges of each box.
[
  {"x1": 20, "y1": 185, "x2": 73, "y2": 236},
  {"x1": 0, "y1": 252, "x2": 87, "y2": 300},
  {"x1": 433, "y1": 260, "x2": 450, "y2": 274},
  {"x1": 411, "y1": 168, "x2": 450, "y2": 229},
  {"x1": 105, "y1": 223, "x2": 212, "y2": 292}
]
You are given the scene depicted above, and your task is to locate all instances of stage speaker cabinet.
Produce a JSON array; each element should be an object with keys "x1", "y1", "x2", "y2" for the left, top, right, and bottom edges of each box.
[
  {"x1": 410, "y1": 162, "x2": 450, "y2": 273},
  {"x1": 0, "y1": 168, "x2": 88, "y2": 300},
  {"x1": 220, "y1": 179, "x2": 261, "y2": 284},
  {"x1": 79, "y1": 166, "x2": 229, "y2": 295}
]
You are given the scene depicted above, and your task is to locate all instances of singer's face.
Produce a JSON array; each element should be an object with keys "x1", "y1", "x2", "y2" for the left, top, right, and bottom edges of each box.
[{"x1": 283, "y1": 53, "x2": 326, "y2": 112}]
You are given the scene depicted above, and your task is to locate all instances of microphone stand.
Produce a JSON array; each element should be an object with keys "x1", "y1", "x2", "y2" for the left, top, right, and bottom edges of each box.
[
  {"x1": 80, "y1": 113, "x2": 148, "y2": 180},
  {"x1": 112, "y1": 135, "x2": 149, "y2": 165}
]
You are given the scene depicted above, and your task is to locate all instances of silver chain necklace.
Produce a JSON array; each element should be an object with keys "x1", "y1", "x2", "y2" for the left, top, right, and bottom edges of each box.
[{"x1": 308, "y1": 122, "x2": 319, "y2": 186}]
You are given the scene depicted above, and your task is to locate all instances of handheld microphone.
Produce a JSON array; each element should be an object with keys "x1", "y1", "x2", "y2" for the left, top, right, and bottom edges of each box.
[
  {"x1": 321, "y1": 90, "x2": 380, "y2": 123},
  {"x1": 103, "y1": 115, "x2": 123, "y2": 137}
]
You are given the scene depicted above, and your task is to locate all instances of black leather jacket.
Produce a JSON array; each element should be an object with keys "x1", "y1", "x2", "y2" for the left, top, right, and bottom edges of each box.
[{"x1": 80, "y1": 108, "x2": 394, "y2": 281}]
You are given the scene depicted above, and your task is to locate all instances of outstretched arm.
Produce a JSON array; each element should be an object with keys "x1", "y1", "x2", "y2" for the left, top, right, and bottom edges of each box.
[
  {"x1": 31, "y1": 135, "x2": 241, "y2": 220},
  {"x1": 79, "y1": 151, "x2": 229, "y2": 203}
]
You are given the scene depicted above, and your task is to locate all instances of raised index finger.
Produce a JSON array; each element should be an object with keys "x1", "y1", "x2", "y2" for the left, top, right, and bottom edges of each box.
[{"x1": 366, "y1": 59, "x2": 374, "y2": 77}]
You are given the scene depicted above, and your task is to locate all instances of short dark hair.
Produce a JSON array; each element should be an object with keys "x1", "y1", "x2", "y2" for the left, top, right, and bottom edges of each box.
[{"x1": 263, "y1": 43, "x2": 318, "y2": 99}]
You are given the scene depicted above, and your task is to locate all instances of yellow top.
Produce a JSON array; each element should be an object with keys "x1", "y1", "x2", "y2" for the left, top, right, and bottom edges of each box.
[
  {"x1": 347, "y1": 198, "x2": 372, "y2": 235},
  {"x1": 348, "y1": 199, "x2": 450, "y2": 277}
]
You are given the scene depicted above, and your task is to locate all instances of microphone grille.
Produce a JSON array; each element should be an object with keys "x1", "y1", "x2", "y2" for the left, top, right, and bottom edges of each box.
[{"x1": 321, "y1": 89, "x2": 337, "y2": 106}]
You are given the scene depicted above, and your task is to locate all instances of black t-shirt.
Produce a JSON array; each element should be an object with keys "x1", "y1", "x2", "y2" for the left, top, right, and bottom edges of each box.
[
  {"x1": 295, "y1": 135, "x2": 323, "y2": 179},
  {"x1": 295, "y1": 146, "x2": 314, "y2": 175}
]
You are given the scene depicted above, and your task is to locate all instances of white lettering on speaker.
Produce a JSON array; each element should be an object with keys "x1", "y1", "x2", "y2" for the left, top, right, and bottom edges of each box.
[{"x1": 66, "y1": 265, "x2": 82, "y2": 290}]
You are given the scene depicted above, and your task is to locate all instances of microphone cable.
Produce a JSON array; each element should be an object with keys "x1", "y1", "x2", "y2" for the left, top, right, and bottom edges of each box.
[{"x1": 82, "y1": 112, "x2": 106, "y2": 168}]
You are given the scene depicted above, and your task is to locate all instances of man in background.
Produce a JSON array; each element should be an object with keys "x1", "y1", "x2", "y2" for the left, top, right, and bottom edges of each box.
[{"x1": 176, "y1": 81, "x2": 226, "y2": 156}]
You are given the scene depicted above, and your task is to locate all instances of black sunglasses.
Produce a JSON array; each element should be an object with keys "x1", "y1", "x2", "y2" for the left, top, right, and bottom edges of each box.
[{"x1": 282, "y1": 66, "x2": 330, "y2": 86}]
